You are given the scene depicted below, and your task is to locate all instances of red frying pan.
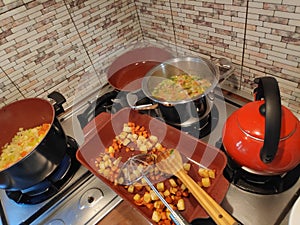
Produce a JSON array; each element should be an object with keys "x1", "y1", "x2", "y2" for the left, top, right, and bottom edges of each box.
[{"x1": 107, "y1": 44, "x2": 174, "y2": 92}]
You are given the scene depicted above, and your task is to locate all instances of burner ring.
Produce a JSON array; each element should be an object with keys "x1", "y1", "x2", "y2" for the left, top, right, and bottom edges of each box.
[{"x1": 6, "y1": 137, "x2": 80, "y2": 204}]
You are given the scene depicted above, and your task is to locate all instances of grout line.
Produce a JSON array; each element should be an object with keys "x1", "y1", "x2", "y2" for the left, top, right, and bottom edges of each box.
[
  {"x1": 239, "y1": 0, "x2": 250, "y2": 90},
  {"x1": 62, "y1": 0, "x2": 100, "y2": 81},
  {"x1": 169, "y1": 0, "x2": 178, "y2": 55}
]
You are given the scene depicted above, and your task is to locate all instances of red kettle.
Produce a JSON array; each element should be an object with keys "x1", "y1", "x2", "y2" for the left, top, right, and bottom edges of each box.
[{"x1": 222, "y1": 77, "x2": 300, "y2": 175}]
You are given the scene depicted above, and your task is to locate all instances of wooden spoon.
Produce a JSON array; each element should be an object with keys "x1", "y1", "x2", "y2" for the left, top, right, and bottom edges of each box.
[{"x1": 156, "y1": 149, "x2": 238, "y2": 225}]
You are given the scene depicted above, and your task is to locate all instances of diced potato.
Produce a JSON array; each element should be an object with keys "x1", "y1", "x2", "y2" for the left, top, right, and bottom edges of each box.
[
  {"x1": 127, "y1": 185, "x2": 135, "y2": 193},
  {"x1": 102, "y1": 154, "x2": 110, "y2": 161},
  {"x1": 146, "y1": 141, "x2": 154, "y2": 150},
  {"x1": 140, "y1": 177, "x2": 147, "y2": 185},
  {"x1": 108, "y1": 146, "x2": 114, "y2": 153},
  {"x1": 169, "y1": 187, "x2": 178, "y2": 195},
  {"x1": 180, "y1": 183, "x2": 187, "y2": 191},
  {"x1": 133, "y1": 169, "x2": 142, "y2": 178},
  {"x1": 139, "y1": 144, "x2": 147, "y2": 152},
  {"x1": 166, "y1": 211, "x2": 171, "y2": 220},
  {"x1": 143, "y1": 192, "x2": 151, "y2": 203},
  {"x1": 138, "y1": 135, "x2": 146, "y2": 142},
  {"x1": 202, "y1": 177, "x2": 211, "y2": 187},
  {"x1": 98, "y1": 161, "x2": 106, "y2": 170},
  {"x1": 103, "y1": 168, "x2": 110, "y2": 178},
  {"x1": 117, "y1": 131, "x2": 126, "y2": 140},
  {"x1": 122, "y1": 167, "x2": 128, "y2": 175},
  {"x1": 145, "y1": 185, "x2": 151, "y2": 192},
  {"x1": 113, "y1": 157, "x2": 122, "y2": 166},
  {"x1": 136, "y1": 139, "x2": 143, "y2": 146},
  {"x1": 154, "y1": 200, "x2": 164, "y2": 209},
  {"x1": 208, "y1": 169, "x2": 216, "y2": 179},
  {"x1": 163, "y1": 189, "x2": 170, "y2": 197},
  {"x1": 152, "y1": 210, "x2": 162, "y2": 223},
  {"x1": 132, "y1": 133, "x2": 138, "y2": 140},
  {"x1": 122, "y1": 138, "x2": 130, "y2": 146},
  {"x1": 104, "y1": 159, "x2": 111, "y2": 168},
  {"x1": 117, "y1": 177, "x2": 124, "y2": 185},
  {"x1": 123, "y1": 126, "x2": 132, "y2": 133},
  {"x1": 150, "y1": 190, "x2": 159, "y2": 201},
  {"x1": 168, "y1": 178, "x2": 177, "y2": 187},
  {"x1": 149, "y1": 135, "x2": 158, "y2": 143},
  {"x1": 133, "y1": 193, "x2": 141, "y2": 201},
  {"x1": 183, "y1": 163, "x2": 191, "y2": 171},
  {"x1": 155, "y1": 142, "x2": 163, "y2": 150},
  {"x1": 198, "y1": 168, "x2": 209, "y2": 178},
  {"x1": 177, "y1": 199, "x2": 185, "y2": 211},
  {"x1": 156, "y1": 182, "x2": 165, "y2": 192}
]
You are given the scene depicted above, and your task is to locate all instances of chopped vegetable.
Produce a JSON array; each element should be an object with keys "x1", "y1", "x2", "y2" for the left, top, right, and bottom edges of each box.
[
  {"x1": 156, "y1": 182, "x2": 165, "y2": 192},
  {"x1": 152, "y1": 74, "x2": 211, "y2": 101},
  {"x1": 0, "y1": 123, "x2": 50, "y2": 171},
  {"x1": 152, "y1": 210, "x2": 162, "y2": 223},
  {"x1": 177, "y1": 199, "x2": 185, "y2": 211},
  {"x1": 94, "y1": 122, "x2": 217, "y2": 225},
  {"x1": 201, "y1": 177, "x2": 211, "y2": 187}
]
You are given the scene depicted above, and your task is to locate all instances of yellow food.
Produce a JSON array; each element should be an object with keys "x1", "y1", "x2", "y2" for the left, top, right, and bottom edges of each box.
[
  {"x1": 0, "y1": 123, "x2": 50, "y2": 171},
  {"x1": 201, "y1": 177, "x2": 211, "y2": 187},
  {"x1": 95, "y1": 122, "x2": 217, "y2": 225},
  {"x1": 156, "y1": 182, "x2": 165, "y2": 192},
  {"x1": 152, "y1": 210, "x2": 162, "y2": 223},
  {"x1": 177, "y1": 199, "x2": 185, "y2": 211},
  {"x1": 152, "y1": 74, "x2": 211, "y2": 101}
]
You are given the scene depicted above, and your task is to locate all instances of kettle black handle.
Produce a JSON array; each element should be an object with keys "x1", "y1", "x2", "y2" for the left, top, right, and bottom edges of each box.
[{"x1": 254, "y1": 77, "x2": 281, "y2": 163}]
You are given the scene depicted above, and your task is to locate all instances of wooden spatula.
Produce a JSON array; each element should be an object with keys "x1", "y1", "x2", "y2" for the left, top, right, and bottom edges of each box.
[{"x1": 156, "y1": 149, "x2": 238, "y2": 225}]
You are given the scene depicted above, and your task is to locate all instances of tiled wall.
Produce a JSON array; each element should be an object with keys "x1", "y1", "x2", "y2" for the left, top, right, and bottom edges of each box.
[
  {"x1": 137, "y1": 0, "x2": 300, "y2": 117},
  {"x1": 0, "y1": 0, "x2": 142, "y2": 109},
  {"x1": 1, "y1": 0, "x2": 299, "y2": 117}
]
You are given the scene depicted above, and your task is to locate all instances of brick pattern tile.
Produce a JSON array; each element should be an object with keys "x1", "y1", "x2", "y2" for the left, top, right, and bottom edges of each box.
[
  {"x1": 241, "y1": 0, "x2": 300, "y2": 116},
  {"x1": 0, "y1": 0, "x2": 299, "y2": 117},
  {"x1": 136, "y1": 0, "x2": 300, "y2": 117},
  {"x1": 0, "y1": 0, "x2": 141, "y2": 109}
]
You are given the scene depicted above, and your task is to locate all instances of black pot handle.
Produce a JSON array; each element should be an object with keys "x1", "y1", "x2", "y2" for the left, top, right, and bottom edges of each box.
[
  {"x1": 77, "y1": 90, "x2": 118, "y2": 129},
  {"x1": 48, "y1": 91, "x2": 66, "y2": 116},
  {"x1": 254, "y1": 77, "x2": 281, "y2": 163}
]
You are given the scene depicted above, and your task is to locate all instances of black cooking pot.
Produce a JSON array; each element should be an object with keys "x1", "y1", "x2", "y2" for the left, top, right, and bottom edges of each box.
[{"x1": 0, "y1": 92, "x2": 68, "y2": 190}]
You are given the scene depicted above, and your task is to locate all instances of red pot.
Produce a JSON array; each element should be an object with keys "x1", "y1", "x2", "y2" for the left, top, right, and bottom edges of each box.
[{"x1": 222, "y1": 77, "x2": 300, "y2": 175}]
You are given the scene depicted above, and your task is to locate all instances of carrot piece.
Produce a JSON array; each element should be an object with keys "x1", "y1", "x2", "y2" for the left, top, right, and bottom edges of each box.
[
  {"x1": 38, "y1": 123, "x2": 50, "y2": 135},
  {"x1": 160, "y1": 212, "x2": 167, "y2": 220},
  {"x1": 112, "y1": 142, "x2": 119, "y2": 150},
  {"x1": 145, "y1": 203, "x2": 154, "y2": 210},
  {"x1": 128, "y1": 122, "x2": 135, "y2": 127},
  {"x1": 20, "y1": 151, "x2": 27, "y2": 157}
]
